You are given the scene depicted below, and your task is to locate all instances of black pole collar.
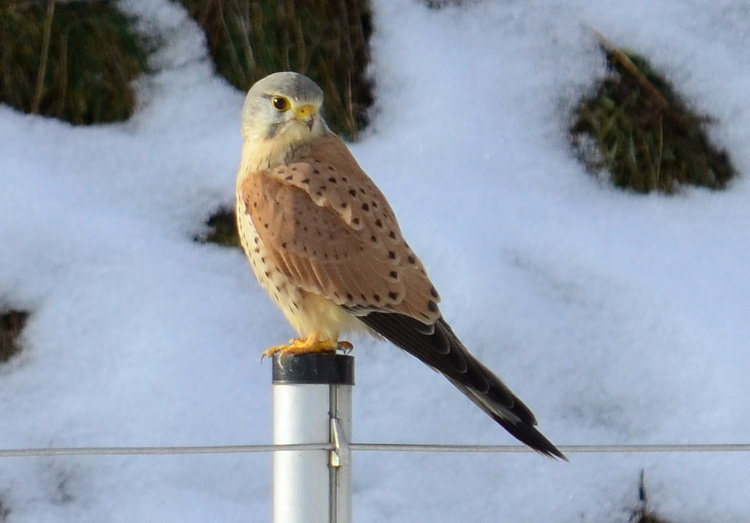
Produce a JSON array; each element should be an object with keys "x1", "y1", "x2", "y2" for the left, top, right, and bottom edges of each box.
[{"x1": 272, "y1": 353, "x2": 355, "y2": 385}]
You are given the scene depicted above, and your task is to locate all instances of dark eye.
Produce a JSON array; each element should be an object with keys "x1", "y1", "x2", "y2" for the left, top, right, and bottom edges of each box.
[{"x1": 271, "y1": 97, "x2": 289, "y2": 111}]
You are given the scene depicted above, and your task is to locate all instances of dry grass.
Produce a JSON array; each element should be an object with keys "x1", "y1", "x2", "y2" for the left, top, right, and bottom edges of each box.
[
  {"x1": 0, "y1": 309, "x2": 29, "y2": 364},
  {"x1": 0, "y1": 0, "x2": 149, "y2": 125},
  {"x1": 630, "y1": 470, "x2": 674, "y2": 523},
  {"x1": 0, "y1": 496, "x2": 8, "y2": 523},
  {"x1": 571, "y1": 36, "x2": 735, "y2": 194},
  {"x1": 422, "y1": 0, "x2": 473, "y2": 8},
  {"x1": 180, "y1": 0, "x2": 374, "y2": 141}
]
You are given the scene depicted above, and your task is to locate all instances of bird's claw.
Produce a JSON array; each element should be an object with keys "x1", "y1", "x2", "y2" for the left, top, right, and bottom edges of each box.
[{"x1": 261, "y1": 337, "x2": 353, "y2": 361}]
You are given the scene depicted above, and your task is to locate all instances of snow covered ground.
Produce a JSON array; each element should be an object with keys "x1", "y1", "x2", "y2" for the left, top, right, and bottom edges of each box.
[{"x1": 2, "y1": 0, "x2": 750, "y2": 521}]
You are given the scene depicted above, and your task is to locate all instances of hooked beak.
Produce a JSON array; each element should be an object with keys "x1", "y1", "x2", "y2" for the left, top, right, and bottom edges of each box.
[{"x1": 294, "y1": 104, "x2": 317, "y2": 130}]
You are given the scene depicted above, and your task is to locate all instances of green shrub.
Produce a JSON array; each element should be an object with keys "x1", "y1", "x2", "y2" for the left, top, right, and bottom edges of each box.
[
  {"x1": 0, "y1": 0, "x2": 149, "y2": 124},
  {"x1": 197, "y1": 206, "x2": 240, "y2": 248},
  {"x1": 0, "y1": 309, "x2": 28, "y2": 364},
  {"x1": 571, "y1": 38, "x2": 735, "y2": 194}
]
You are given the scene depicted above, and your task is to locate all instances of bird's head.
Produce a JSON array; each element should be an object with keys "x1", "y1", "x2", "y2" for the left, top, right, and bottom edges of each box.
[{"x1": 241, "y1": 72, "x2": 328, "y2": 145}]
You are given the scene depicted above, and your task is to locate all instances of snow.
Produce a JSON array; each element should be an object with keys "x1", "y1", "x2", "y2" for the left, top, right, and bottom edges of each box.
[{"x1": 2, "y1": 0, "x2": 750, "y2": 520}]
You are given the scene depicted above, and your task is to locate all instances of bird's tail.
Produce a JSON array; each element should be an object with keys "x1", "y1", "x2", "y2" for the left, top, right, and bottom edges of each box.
[{"x1": 358, "y1": 312, "x2": 566, "y2": 460}]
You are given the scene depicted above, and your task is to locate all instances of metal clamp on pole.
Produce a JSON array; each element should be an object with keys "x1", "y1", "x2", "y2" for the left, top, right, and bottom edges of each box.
[{"x1": 272, "y1": 352, "x2": 354, "y2": 523}]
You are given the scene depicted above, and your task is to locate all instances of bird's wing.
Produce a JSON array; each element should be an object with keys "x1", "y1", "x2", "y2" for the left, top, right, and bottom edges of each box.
[{"x1": 238, "y1": 133, "x2": 441, "y2": 324}]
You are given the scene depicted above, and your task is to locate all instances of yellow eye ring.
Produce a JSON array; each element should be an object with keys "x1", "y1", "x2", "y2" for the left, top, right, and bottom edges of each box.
[{"x1": 271, "y1": 96, "x2": 290, "y2": 111}]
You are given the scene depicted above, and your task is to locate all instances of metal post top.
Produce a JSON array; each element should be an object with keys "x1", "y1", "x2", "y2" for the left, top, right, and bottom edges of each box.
[{"x1": 272, "y1": 353, "x2": 354, "y2": 385}]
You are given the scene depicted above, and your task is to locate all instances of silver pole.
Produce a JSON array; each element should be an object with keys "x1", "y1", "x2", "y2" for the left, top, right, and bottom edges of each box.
[{"x1": 272, "y1": 353, "x2": 354, "y2": 523}]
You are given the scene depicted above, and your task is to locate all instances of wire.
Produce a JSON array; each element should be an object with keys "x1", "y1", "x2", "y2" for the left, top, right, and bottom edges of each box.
[
  {"x1": 2, "y1": 442, "x2": 749, "y2": 459},
  {"x1": 0, "y1": 443, "x2": 329, "y2": 458},
  {"x1": 351, "y1": 443, "x2": 750, "y2": 454}
]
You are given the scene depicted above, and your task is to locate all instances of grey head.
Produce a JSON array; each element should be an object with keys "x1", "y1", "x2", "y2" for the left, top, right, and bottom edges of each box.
[{"x1": 241, "y1": 72, "x2": 328, "y2": 140}]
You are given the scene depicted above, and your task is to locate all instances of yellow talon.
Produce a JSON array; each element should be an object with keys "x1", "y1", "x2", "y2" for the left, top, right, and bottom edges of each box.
[{"x1": 262, "y1": 332, "x2": 353, "y2": 360}]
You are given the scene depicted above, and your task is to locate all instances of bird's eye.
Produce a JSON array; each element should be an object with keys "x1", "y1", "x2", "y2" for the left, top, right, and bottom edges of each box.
[{"x1": 271, "y1": 97, "x2": 290, "y2": 111}]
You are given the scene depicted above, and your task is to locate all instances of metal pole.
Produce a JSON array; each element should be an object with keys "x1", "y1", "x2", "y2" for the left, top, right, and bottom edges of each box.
[{"x1": 272, "y1": 353, "x2": 354, "y2": 523}]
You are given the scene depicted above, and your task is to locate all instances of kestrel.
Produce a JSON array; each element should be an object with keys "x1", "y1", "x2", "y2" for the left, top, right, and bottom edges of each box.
[{"x1": 236, "y1": 72, "x2": 564, "y2": 459}]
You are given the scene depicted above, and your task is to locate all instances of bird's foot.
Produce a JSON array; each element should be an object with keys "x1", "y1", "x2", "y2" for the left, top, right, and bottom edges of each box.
[{"x1": 262, "y1": 334, "x2": 352, "y2": 360}]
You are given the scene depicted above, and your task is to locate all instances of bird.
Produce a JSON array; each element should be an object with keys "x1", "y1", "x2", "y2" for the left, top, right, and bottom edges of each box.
[{"x1": 235, "y1": 71, "x2": 565, "y2": 460}]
